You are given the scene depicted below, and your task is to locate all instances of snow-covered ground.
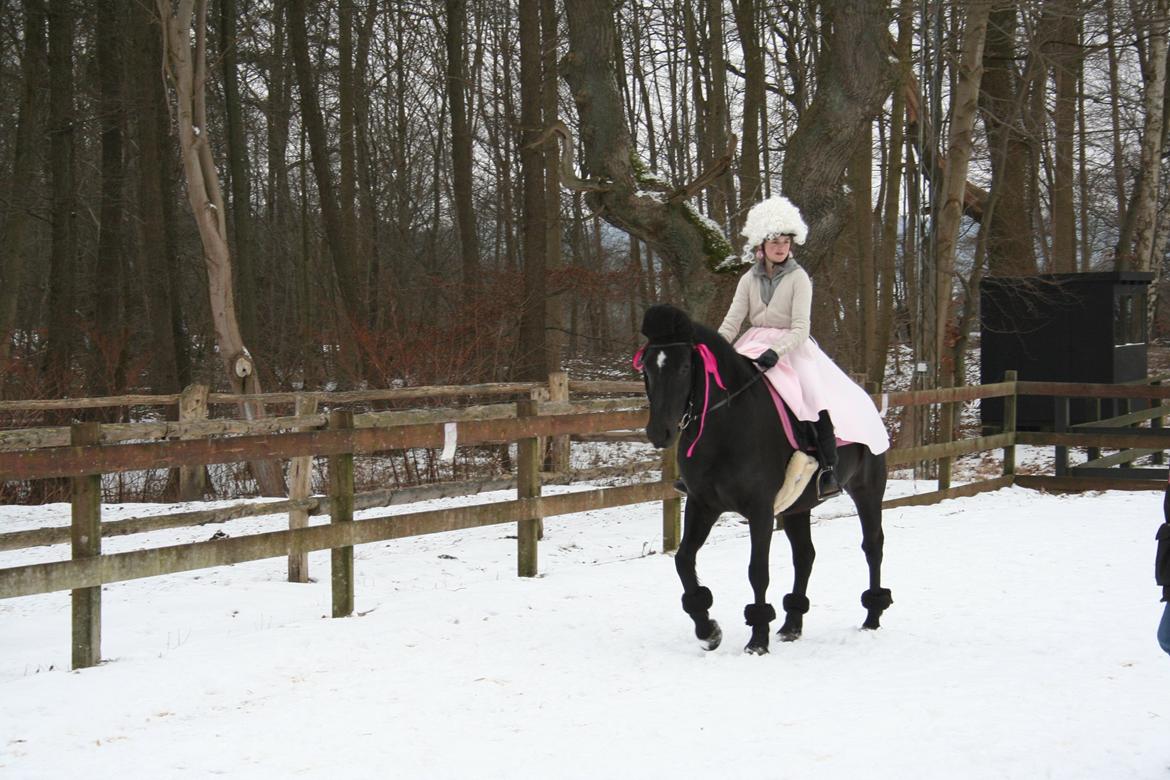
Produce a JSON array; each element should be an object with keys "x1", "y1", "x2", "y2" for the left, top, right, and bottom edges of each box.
[{"x1": 1, "y1": 476, "x2": 1167, "y2": 778}]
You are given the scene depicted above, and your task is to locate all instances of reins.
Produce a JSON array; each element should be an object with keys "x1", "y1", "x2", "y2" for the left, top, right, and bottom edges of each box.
[{"x1": 635, "y1": 340, "x2": 767, "y2": 458}]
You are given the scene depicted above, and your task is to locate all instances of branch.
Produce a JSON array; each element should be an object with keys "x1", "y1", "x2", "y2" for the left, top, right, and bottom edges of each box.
[
  {"x1": 529, "y1": 121, "x2": 610, "y2": 192},
  {"x1": 667, "y1": 133, "x2": 738, "y2": 203}
]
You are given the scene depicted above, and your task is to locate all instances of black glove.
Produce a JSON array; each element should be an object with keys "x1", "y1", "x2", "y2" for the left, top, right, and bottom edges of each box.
[{"x1": 754, "y1": 349, "x2": 779, "y2": 369}]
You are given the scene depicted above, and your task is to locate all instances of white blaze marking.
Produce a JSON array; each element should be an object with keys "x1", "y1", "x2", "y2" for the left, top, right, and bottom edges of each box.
[{"x1": 656, "y1": 351, "x2": 667, "y2": 369}]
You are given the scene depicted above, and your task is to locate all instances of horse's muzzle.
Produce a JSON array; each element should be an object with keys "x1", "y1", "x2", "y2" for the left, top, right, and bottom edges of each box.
[{"x1": 645, "y1": 422, "x2": 678, "y2": 449}]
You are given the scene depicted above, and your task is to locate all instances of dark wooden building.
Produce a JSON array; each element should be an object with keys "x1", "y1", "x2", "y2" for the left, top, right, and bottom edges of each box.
[{"x1": 980, "y1": 271, "x2": 1152, "y2": 430}]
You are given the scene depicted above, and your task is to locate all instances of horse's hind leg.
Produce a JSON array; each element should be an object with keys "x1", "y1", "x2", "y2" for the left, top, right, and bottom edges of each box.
[
  {"x1": 778, "y1": 510, "x2": 814, "y2": 641},
  {"x1": 675, "y1": 501, "x2": 722, "y2": 650},
  {"x1": 856, "y1": 490, "x2": 893, "y2": 630}
]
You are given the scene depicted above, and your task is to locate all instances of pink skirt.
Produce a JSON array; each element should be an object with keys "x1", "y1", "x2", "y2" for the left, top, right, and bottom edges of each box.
[{"x1": 734, "y1": 327, "x2": 890, "y2": 455}]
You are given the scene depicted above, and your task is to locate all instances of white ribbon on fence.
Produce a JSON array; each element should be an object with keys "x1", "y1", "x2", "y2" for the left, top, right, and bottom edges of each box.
[{"x1": 440, "y1": 422, "x2": 458, "y2": 462}]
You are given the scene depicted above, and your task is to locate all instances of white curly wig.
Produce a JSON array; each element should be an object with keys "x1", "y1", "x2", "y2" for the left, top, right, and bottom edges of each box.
[{"x1": 740, "y1": 196, "x2": 808, "y2": 259}]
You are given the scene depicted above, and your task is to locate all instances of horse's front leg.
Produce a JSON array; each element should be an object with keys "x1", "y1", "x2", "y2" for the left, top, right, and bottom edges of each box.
[
  {"x1": 744, "y1": 507, "x2": 777, "y2": 654},
  {"x1": 778, "y1": 510, "x2": 814, "y2": 641},
  {"x1": 675, "y1": 499, "x2": 722, "y2": 650}
]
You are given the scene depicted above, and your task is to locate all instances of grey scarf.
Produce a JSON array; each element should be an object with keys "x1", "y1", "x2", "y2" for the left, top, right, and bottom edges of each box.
[{"x1": 753, "y1": 256, "x2": 801, "y2": 305}]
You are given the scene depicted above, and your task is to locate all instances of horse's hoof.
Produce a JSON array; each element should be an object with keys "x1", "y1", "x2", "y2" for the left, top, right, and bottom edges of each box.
[
  {"x1": 698, "y1": 620, "x2": 722, "y2": 651},
  {"x1": 744, "y1": 642, "x2": 769, "y2": 655},
  {"x1": 861, "y1": 619, "x2": 881, "y2": 631},
  {"x1": 778, "y1": 628, "x2": 801, "y2": 642}
]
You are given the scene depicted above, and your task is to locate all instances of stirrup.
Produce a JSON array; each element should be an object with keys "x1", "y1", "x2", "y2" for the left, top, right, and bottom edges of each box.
[{"x1": 816, "y1": 467, "x2": 841, "y2": 500}]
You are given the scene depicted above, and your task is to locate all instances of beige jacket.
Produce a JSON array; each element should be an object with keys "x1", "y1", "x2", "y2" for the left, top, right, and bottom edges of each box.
[{"x1": 717, "y1": 263, "x2": 812, "y2": 357}]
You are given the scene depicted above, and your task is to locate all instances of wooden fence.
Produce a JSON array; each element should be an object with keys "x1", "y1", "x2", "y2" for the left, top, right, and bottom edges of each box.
[{"x1": 2, "y1": 372, "x2": 1169, "y2": 669}]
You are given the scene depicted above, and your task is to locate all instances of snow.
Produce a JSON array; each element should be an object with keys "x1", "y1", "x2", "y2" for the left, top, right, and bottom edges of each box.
[{"x1": 1, "y1": 480, "x2": 1168, "y2": 778}]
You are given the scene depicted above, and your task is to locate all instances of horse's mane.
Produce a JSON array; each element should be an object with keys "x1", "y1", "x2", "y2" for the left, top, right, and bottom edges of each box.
[{"x1": 642, "y1": 304, "x2": 754, "y2": 381}]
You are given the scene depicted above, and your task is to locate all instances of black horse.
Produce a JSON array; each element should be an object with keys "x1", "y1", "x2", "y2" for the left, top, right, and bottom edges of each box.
[{"x1": 638, "y1": 304, "x2": 892, "y2": 654}]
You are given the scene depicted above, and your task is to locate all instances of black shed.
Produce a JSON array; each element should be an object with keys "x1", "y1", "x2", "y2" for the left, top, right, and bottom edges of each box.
[{"x1": 980, "y1": 271, "x2": 1152, "y2": 430}]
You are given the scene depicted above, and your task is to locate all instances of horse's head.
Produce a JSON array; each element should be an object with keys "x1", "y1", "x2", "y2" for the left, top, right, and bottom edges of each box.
[{"x1": 637, "y1": 305, "x2": 698, "y2": 449}]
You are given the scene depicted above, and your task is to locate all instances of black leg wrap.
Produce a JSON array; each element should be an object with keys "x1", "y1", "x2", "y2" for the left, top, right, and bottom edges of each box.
[
  {"x1": 861, "y1": 588, "x2": 893, "y2": 611},
  {"x1": 782, "y1": 593, "x2": 810, "y2": 615},
  {"x1": 681, "y1": 586, "x2": 714, "y2": 614},
  {"x1": 743, "y1": 603, "x2": 776, "y2": 626}
]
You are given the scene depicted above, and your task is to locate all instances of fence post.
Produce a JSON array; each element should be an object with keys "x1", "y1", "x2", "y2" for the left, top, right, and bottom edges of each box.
[
  {"x1": 1002, "y1": 370, "x2": 1017, "y2": 477},
  {"x1": 328, "y1": 410, "x2": 354, "y2": 617},
  {"x1": 547, "y1": 371, "x2": 571, "y2": 473},
  {"x1": 516, "y1": 399, "x2": 541, "y2": 577},
  {"x1": 938, "y1": 400, "x2": 953, "y2": 491},
  {"x1": 528, "y1": 387, "x2": 550, "y2": 541},
  {"x1": 1054, "y1": 397, "x2": 1069, "y2": 477},
  {"x1": 288, "y1": 394, "x2": 318, "y2": 583},
  {"x1": 71, "y1": 422, "x2": 102, "y2": 669},
  {"x1": 1153, "y1": 380, "x2": 1164, "y2": 466},
  {"x1": 661, "y1": 441, "x2": 681, "y2": 553},
  {"x1": 178, "y1": 384, "x2": 209, "y2": 501},
  {"x1": 1087, "y1": 396, "x2": 1101, "y2": 463}
]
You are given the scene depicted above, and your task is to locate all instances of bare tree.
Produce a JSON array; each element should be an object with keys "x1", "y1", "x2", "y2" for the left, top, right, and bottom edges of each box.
[
  {"x1": 780, "y1": 1, "x2": 896, "y2": 277},
  {"x1": 517, "y1": 0, "x2": 547, "y2": 380},
  {"x1": 1120, "y1": 0, "x2": 1169, "y2": 271},
  {"x1": 41, "y1": 0, "x2": 77, "y2": 397},
  {"x1": 157, "y1": 0, "x2": 285, "y2": 495},
  {"x1": 935, "y1": 1, "x2": 992, "y2": 388},
  {"x1": 219, "y1": 0, "x2": 257, "y2": 347},
  {"x1": 0, "y1": 0, "x2": 47, "y2": 377},
  {"x1": 93, "y1": 0, "x2": 127, "y2": 402},
  {"x1": 447, "y1": 0, "x2": 481, "y2": 308},
  {"x1": 1050, "y1": 0, "x2": 1081, "y2": 271},
  {"x1": 560, "y1": 0, "x2": 736, "y2": 322}
]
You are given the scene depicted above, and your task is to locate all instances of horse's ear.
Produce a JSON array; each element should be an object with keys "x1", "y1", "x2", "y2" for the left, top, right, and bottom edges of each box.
[{"x1": 641, "y1": 304, "x2": 694, "y2": 342}]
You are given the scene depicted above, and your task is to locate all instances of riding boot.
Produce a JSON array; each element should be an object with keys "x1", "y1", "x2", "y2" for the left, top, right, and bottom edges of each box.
[{"x1": 813, "y1": 410, "x2": 842, "y2": 499}]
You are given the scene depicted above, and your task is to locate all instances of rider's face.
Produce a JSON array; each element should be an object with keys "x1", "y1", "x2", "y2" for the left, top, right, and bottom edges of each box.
[{"x1": 763, "y1": 235, "x2": 792, "y2": 264}]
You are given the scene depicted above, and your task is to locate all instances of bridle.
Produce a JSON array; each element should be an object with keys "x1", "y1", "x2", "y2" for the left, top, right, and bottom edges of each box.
[{"x1": 634, "y1": 340, "x2": 767, "y2": 457}]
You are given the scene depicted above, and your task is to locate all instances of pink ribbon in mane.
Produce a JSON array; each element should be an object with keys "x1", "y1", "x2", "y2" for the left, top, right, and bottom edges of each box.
[{"x1": 686, "y1": 343, "x2": 726, "y2": 458}]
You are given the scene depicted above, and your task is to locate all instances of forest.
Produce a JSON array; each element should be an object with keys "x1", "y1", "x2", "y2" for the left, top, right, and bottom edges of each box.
[{"x1": 0, "y1": 0, "x2": 1167, "y2": 407}]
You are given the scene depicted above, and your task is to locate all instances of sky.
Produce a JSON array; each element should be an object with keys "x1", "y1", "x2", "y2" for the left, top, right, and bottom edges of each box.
[{"x1": 1, "y1": 474, "x2": 1167, "y2": 779}]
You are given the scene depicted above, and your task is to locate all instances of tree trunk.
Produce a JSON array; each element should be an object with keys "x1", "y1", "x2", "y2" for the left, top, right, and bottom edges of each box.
[
  {"x1": 542, "y1": 0, "x2": 565, "y2": 374},
  {"x1": 286, "y1": 0, "x2": 362, "y2": 374},
  {"x1": 732, "y1": 0, "x2": 765, "y2": 222},
  {"x1": 1106, "y1": 0, "x2": 1128, "y2": 230},
  {"x1": 133, "y1": 0, "x2": 183, "y2": 396},
  {"x1": 870, "y1": 0, "x2": 913, "y2": 388},
  {"x1": 1050, "y1": 0, "x2": 1079, "y2": 272},
  {"x1": 447, "y1": 0, "x2": 481, "y2": 311},
  {"x1": 517, "y1": 0, "x2": 547, "y2": 381},
  {"x1": 779, "y1": 0, "x2": 896, "y2": 277},
  {"x1": 979, "y1": 4, "x2": 1038, "y2": 276},
  {"x1": 705, "y1": 0, "x2": 734, "y2": 230},
  {"x1": 0, "y1": 0, "x2": 47, "y2": 377},
  {"x1": 561, "y1": 0, "x2": 734, "y2": 323},
  {"x1": 338, "y1": 0, "x2": 363, "y2": 325},
  {"x1": 1121, "y1": 0, "x2": 1169, "y2": 271},
  {"x1": 42, "y1": 0, "x2": 77, "y2": 398},
  {"x1": 850, "y1": 121, "x2": 877, "y2": 381},
  {"x1": 935, "y1": 2, "x2": 991, "y2": 388},
  {"x1": 94, "y1": 0, "x2": 127, "y2": 404},
  {"x1": 219, "y1": 0, "x2": 257, "y2": 348},
  {"x1": 157, "y1": 0, "x2": 285, "y2": 496},
  {"x1": 354, "y1": 1, "x2": 379, "y2": 330}
]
